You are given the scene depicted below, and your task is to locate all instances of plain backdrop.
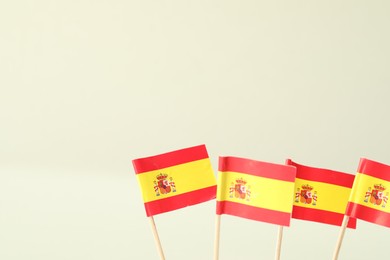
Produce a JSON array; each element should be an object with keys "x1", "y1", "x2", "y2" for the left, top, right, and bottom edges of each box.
[{"x1": 1, "y1": 1, "x2": 389, "y2": 259}]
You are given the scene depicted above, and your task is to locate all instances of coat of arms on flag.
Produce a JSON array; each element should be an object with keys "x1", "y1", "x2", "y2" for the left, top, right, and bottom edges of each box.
[
  {"x1": 229, "y1": 178, "x2": 251, "y2": 201},
  {"x1": 154, "y1": 173, "x2": 176, "y2": 196},
  {"x1": 295, "y1": 184, "x2": 317, "y2": 206},
  {"x1": 363, "y1": 184, "x2": 388, "y2": 207}
]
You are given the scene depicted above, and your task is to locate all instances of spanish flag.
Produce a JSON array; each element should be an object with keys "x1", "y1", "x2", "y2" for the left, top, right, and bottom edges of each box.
[
  {"x1": 287, "y1": 159, "x2": 356, "y2": 228},
  {"x1": 132, "y1": 144, "x2": 217, "y2": 216},
  {"x1": 346, "y1": 158, "x2": 390, "y2": 228},
  {"x1": 216, "y1": 156, "x2": 296, "y2": 226}
]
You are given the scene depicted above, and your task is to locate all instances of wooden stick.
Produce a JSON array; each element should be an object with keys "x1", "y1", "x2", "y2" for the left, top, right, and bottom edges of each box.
[
  {"x1": 148, "y1": 216, "x2": 165, "y2": 260},
  {"x1": 275, "y1": 226, "x2": 283, "y2": 260},
  {"x1": 332, "y1": 215, "x2": 349, "y2": 260},
  {"x1": 214, "y1": 215, "x2": 221, "y2": 260}
]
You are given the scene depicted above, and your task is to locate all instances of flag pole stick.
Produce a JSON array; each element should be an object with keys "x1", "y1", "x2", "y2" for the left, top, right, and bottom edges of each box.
[
  {"x1": 148, "y1": 216, "x2": 166, "y2": 260},
  {"x1": 213, "y1": 215, "x2": 221, "y2": 260},
  {"x1": 275, "y1": 226, "x2": 283, "y2": 260},
  {"x1": 332, "y1": 215, "x2": 349, "y2": 260}
]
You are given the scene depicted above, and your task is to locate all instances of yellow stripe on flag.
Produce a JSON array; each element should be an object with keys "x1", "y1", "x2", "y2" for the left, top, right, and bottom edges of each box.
[
  {"x1": 136, "y1": 158, "x2": 215, "y2": 203},
  {"x1": 349, "y1": 173, "x2": 390, "y2": 213},
  {"x1": 217, "y1": 171, "x2": 295, "y2": 213},
  {"x1": 293, "y1": 178, "x2": 351, "y2": 214}
]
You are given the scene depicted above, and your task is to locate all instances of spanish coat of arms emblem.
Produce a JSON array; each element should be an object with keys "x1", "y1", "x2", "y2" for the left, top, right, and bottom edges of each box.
[
  {"x1": 153, "y1": 173, "x2": 176, "y2": 196},
  {"x1": 229, "y1": 178, "x2": 251, "y2": 201},
  {"x1": 364, "y1": 184, "x2": 388, "y2": 208},
  {"x1": 295, "y1": 184, "x2": 317, "y2": 206}
]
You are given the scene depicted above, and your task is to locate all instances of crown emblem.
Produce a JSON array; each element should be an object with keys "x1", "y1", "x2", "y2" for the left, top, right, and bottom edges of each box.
[
  {"x1": 374, "y1": 184, "x2": 386, "y2": 191},
  {"x1": 156, "y1": 173, "x2": 168, "y2": 181},
  {"x1": 235, "y1": 178, "x2": 247, "y2": 185},
  {"x1": 301, "y1": 184, "x2": 313, "y2": 191}
]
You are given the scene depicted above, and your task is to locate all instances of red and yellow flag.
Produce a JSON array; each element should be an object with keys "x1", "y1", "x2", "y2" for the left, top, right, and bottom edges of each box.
[
  {"x1": 132, "y1": 145, "x2": 217, "y2": 216},
  {"x1": 287, "y1": 159, "x2": 356, "y2": 228},
  {"x1": 216, "y1": 156, "x2": 296, "y2": 226},
  {"x1": 346, "y1": 158, "x2": 390, "y2": 228}
]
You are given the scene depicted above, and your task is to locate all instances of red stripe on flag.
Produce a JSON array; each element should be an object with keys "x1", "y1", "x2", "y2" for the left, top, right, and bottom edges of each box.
[
  {"x1": 292, "y1": 206, "x2": 356, "y2": 228},
  {"x1": 216, "y1": 201, "x2": 291, "y2": 226},
  {"x1": 346, "y1": 202, "x2": 390, "y2": 228},
  {"x1": 358, "y1": 158, "x2": 390, "y2": 182},
  {"x1": 133, "y1": 145, "x2": 209, "y2": 174},
  {"x1": 286, "y1": 159, "x2": 355, "y2": 188},
  {"x1": 143, "y1": 186, "x2": 216, "y2": 216},
  {"x1": 219, "y1": 156, "x2": 296, "y2": 182}
]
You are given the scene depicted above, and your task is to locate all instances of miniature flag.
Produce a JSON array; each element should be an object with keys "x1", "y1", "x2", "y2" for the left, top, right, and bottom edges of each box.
[
  {"x1": 287, "y1": 159, "x2": 356, "y2": 228},
  {"x1": 346, "y1": 158, "x2": 390, "y2": 228},
  {"x1": 216, "y1": 156, "x2": 296, "y2": 226},
  {"x1": 132, "y1": 144, "x2": 217, "y2": 216}
]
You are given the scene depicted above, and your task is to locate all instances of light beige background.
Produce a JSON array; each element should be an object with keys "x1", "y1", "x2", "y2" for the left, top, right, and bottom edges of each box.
[{"x1": 1, "y1": 1, "x2": 389, "y2": 259}]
